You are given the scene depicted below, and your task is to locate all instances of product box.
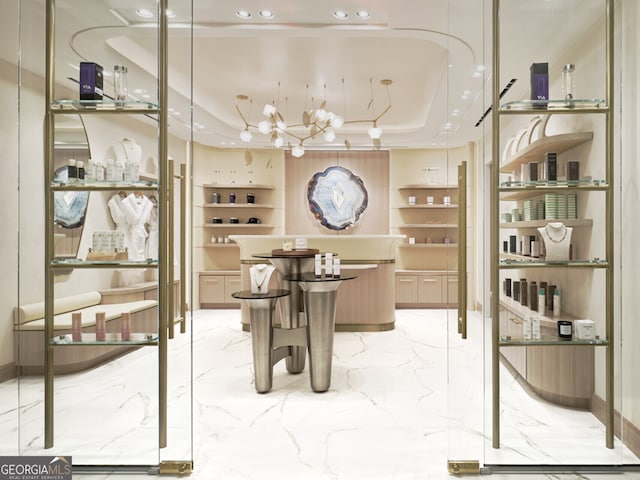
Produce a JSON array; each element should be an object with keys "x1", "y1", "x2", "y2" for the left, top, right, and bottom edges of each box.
[
  {"x1": 79, "y1": 62, "x2": 104, "y2": 100},
  {"x1": 574, "y1": 319, "x2": 595, "y2": 340},
  {"x1": 530, "y1": 62, "x2": 549, "y2": 104},
  {"x1": 566, "y1": 161, "x2": 580, "y2": 181}
]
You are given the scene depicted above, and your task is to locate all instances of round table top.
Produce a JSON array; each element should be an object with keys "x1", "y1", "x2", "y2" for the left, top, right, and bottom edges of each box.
[
  {"x1": 254, "y1": 249, "x2": 320, "y2": 259},
  {"x1": 231, "y1": 289, "x2": 291, "y2": 300},
  {"x1": 282, "y1": 273, "x2": 357, "y2": 283}
]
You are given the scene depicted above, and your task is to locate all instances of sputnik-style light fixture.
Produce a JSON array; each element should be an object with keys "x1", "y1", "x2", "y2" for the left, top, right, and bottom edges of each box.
[{"x1": 235, "y1": 79, "x2": 392, "y2": 157}]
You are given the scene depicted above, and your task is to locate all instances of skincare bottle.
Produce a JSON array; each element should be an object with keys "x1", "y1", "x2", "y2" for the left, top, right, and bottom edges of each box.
[
  {"x1": 325, "y1": 252, "x2": 333, "y2": 277},
  {"x1": 529, "y1": 281, "x2": 538, "y2": 311},
  {"x1": 315, "y1": 254, "x2": 322, "y2": 277},
  {"x1": 562, "y1": 64, "x2": 575, "y2": 100},
  {"x1": 115, "y1": 160, "x2": 125, "y2": 181},
  {"x1": 538, "y1": 287, "x2": 546, "y2": 316},
  {"x1": 72, "y1": 312, "x2": 82, "y2": 342},
  {"x1": 85, "y1": 159, "x2": 97, "y2": 182},
  {"x1": 96, "y1": 161, "x2": 105, "y2": 181},
  {"x1": 553, "y1": 288, "x2": 561, "y2": 316},
  {"x1": 77, "y1": 160, "x2": 85, "y2": 181},
  {"x1": 67, "y1": 158, "x2": 77, "y2": 183},
  {"x1": 523, "y1": 315, "x2": 532, "y2": 340},
  {"x1": 105, "y1": 159, "x2": 116, "y2": 181},
  {"x1": 520, "y1": 279, "x2": 528, "y2": 306},
  {"x1": 532, "y1": 316, "x2": 541, "y2": 340},
  {"x1": 96, "y1": 312, "x2": 106, "y2": 341},
  {"x1": 121, "y1": 312, "x2": 131, "y2": 341},
  {"x1": 333, "y1": 258, "x2": 341, "y2": 278}
]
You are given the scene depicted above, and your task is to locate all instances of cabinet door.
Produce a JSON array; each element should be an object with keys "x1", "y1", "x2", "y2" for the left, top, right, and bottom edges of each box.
[
  {"x1": 418, "y1": 275, "x2": 443, "y2": 304},
  {"x1": 200, "y1": 275, "x2": 225, "y2": 304},
  {"x1": 224, "y1": 275, "x2": 242, "y2": 304},
  {"x1": 444, "y1": 275, "x2": 458, "y2": 305},
  {"x1": 395, "y1": 275, "x2": 418, "y2": 303}
]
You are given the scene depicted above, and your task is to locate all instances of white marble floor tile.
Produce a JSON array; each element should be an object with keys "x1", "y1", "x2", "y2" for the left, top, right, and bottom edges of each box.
[{"x1": 1, "y1": 309, "x2": 639, "y2": 479}]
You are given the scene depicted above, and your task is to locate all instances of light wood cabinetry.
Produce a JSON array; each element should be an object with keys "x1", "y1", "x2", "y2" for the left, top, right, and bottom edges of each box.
[
  {"x1": 395, "y1": 271, "x2": 457, "y2": 308},
  {"x1": 199, "y1": 272, "x2": 241, "y2": 308},
  {"x1": 196, "y1": 184, "x2": 274, "y2": 308},
  {"x1": 393, "y1": 184, "x2": 459, "y2": 307}
]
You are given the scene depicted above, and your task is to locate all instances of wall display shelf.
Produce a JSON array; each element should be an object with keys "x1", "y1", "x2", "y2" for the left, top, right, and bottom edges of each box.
[
  {"x1": 40, "y1": 0, "x2": 184, "y2": 463},
  {"x1": 393, "y1": 182, "x2": 460, "y2": 307},
  {"x1": 197, "y1": 183, "x2": 275, "y2": 308},
  {"x1": 491, "y1": 0, "x2": 614, "y2": 450},
  {"x1": 500, "y1": 131, "x2": 593, "y2": 172}
]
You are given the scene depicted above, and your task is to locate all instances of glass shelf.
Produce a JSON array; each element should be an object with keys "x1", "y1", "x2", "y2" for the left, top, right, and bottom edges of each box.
[
  {"x1": 398, "y1": 223, "x2": 457, "y2": 229},
  {"x1": 51, "y1": 332, "x2": 158, "y2": 346},
  {"x1": 398, "y1": 243, "x2": 457, "y2": 248},
  {"x1": 499, "y1": 179, "x2": 608, "y2": 189},
  {"x1": 51, "y1": 180, "x2": 159, "y2": 191},
  {"x1": 50, "y1": 99, "x2": 159, "y2": 113},
  {"x1": 399, "y1": 204, "x2": 458, "y2": 209},
  {"x1": 500, "y1": 98, "x2": 608, "y2": 112},
  {"x1": 499, "y1": 257, "x2": 608, "y2": 268},
  {"x1": 499, "y1": 336, "x2": 608, "y2": 346},
  {"x1": 51, "y1": 259, "x2": 159, "y2": 269}
]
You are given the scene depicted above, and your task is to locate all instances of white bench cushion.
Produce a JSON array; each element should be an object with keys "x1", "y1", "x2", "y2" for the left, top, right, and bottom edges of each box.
[
  {"x1": 16, "y1": 291, "x2": 102, "y2": 325},
  {"x1": 17, "y1": 300, "x2": 158, "y2": 331}
]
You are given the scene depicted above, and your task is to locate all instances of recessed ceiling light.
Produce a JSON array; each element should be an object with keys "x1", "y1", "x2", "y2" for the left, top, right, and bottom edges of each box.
[
  {"x1": 334, "y1": 10, "x2": 349, "y2": 20},
  {"x1": 136, "y1": 9, "x2": 154, "y2": 18},
  {"x1": 259, "y1": 10, "x2": 274, "y2": 18},
  {"x1": 355, "y1": 10, "x2": 370, "y2": 19},
  {"x1": 236, "y1": 10, "x2": 251, "y2": 19}
]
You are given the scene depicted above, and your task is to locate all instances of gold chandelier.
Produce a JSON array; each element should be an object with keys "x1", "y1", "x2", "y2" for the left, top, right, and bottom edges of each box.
[{"x1": 236, "y1": 79, "x2": 392, "y2": 157}]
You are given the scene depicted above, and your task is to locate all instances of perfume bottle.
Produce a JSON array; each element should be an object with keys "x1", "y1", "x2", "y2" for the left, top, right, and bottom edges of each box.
[
  {"x1": 562, "y1": 64, "x2": 575, "y2": 100},
  {"x1": 114, "y1": 65, "x2": 128, "y2": 101}
]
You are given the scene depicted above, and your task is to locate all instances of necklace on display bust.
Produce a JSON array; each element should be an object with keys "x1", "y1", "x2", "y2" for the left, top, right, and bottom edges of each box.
[
  {"x1": 252, "y1": 265, "x2": 269, "y2": 288},
  {"x1": 545, "y1": 223, "x2": 568, "y2": 242}
]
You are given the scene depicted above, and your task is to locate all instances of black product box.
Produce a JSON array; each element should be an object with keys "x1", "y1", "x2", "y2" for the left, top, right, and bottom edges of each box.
[
  {"x1": 80, "y1": 62, "x2": 104, "y2": 100},
  {"x1": 505, "y1": 278, "x2": 512, "y2": 297},
  {"x1": 529, "y1": 162, "x2": 538, "y2": 181},
  {"x1": 509, "y1": 235, "x2": 517, "y2": 253},
  {"x1": 566, "y1": 161, "x2": 580, "y2": 181},
  {"x1": 545, "y1": 152, "x2": 557, "y2": 181},
  {"x1": 530, "y1": 62, "x2": 549, "y2": 106}
]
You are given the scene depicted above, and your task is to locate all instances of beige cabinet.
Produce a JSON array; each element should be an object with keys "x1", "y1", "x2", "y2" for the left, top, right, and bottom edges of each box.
[
  {"x1": 199, "y1": 272, "x2": 241, "y2": 308},
  {"x1": 395, "y1": 271, "x2": 457, "y2": 307}
]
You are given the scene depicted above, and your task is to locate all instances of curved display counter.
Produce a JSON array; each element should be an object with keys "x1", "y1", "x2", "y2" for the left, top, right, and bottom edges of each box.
[{"x1": 230, "y1": 235, "x2": 404, "y2": 332}]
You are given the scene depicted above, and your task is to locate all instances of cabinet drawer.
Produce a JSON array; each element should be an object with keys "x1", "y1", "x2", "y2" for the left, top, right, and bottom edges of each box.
[
  {"x1": 418, "y1": 275, "x2": 443, "y2": 304},
  {"x1": 395, "y1": 275, "x2": 418, "y2": 303},
  {"x1": 200, "y1": 275, "x2": 225, "y2": 304}
]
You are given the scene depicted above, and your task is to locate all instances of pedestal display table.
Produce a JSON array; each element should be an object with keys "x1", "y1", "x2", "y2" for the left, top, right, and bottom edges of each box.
[
  {"x1": 253, "y1": 250, "x2": 318, "y2": 374},
  {"x1": 283, "y1": 273, "x2": 357, "y2": 392},
  {"x1": 231, "y1": 289, "x2": 303, "y2": 393}
]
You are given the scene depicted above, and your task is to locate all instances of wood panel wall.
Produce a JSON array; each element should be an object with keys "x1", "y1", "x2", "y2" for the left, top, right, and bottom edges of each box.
[{"x1": 284, "y1": 150, "x2": 389, "y2": 235}]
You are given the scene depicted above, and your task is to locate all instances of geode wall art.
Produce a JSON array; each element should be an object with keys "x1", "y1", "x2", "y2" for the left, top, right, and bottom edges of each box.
[{"x1": 307, "y1": 165, "x2": 368, "y2": 230}]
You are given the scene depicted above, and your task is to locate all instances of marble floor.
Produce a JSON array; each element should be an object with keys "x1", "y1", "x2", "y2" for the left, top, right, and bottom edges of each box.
[{"x1": 1, "y1": 309, "x2": 639, "y2": 479}]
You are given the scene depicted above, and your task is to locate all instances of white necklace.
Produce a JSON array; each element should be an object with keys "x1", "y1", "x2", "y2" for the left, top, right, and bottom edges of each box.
[{"x1": 545, "y1": 223, "x2": 567, "y2": 242}]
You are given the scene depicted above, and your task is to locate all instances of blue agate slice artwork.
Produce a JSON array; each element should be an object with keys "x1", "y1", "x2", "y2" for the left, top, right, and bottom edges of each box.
[
  {"x1": 53, "y1": 166, "x2": 89, "y2": 229},
  {"x1": 307, "y1": 165, "x2": 368, "y2": 230}
]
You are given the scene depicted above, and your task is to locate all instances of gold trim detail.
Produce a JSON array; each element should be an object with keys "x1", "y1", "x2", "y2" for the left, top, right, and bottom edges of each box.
[
  {"x1": 447, "y1": 460, "x2": 480, "y2": 475},
  {"x1": 159, "y1": 461, "x2": 193, "y2": 476}
]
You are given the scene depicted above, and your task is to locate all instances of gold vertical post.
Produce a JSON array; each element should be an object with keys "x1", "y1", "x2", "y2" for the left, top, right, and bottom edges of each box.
[
  {"x1": 158, "y1": 0, "x2": 168, "y2": 450},
  {"x1": 44, "y1": 0, "x2": 56, "y2": 450},
  {"x1": 180, "y1": 162, "x2": 187, "y2": 333},
  {"x1": 457, "y1": 161, "x2": 468, "y2": 339},
  {"x1": 605, "y1": 0, "x2": 614, "y2": 450},
  {"x1": 168, "y1": 159, "x2": 175, "y2": 340},
  {"x1": 491, "y1": 0, "x2": 501, "y2": 450}
]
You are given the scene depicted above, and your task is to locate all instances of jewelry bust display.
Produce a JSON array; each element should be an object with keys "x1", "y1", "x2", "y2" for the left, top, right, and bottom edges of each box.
[
  {"x1": 250, "y1": 263, "x2": 275, "y2": 294},
  {"x1": 538, "y1": 222, "x2": 573, "y2": 261}
]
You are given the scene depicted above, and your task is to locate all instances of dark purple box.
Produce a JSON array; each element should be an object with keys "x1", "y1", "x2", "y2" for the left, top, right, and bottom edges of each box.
[
  {"x1": 530, "y1": 62, "x2": 549, "y2": 106},
  {"x1": 79, "y1": 62, "x2": 103, "y2": 100}
]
